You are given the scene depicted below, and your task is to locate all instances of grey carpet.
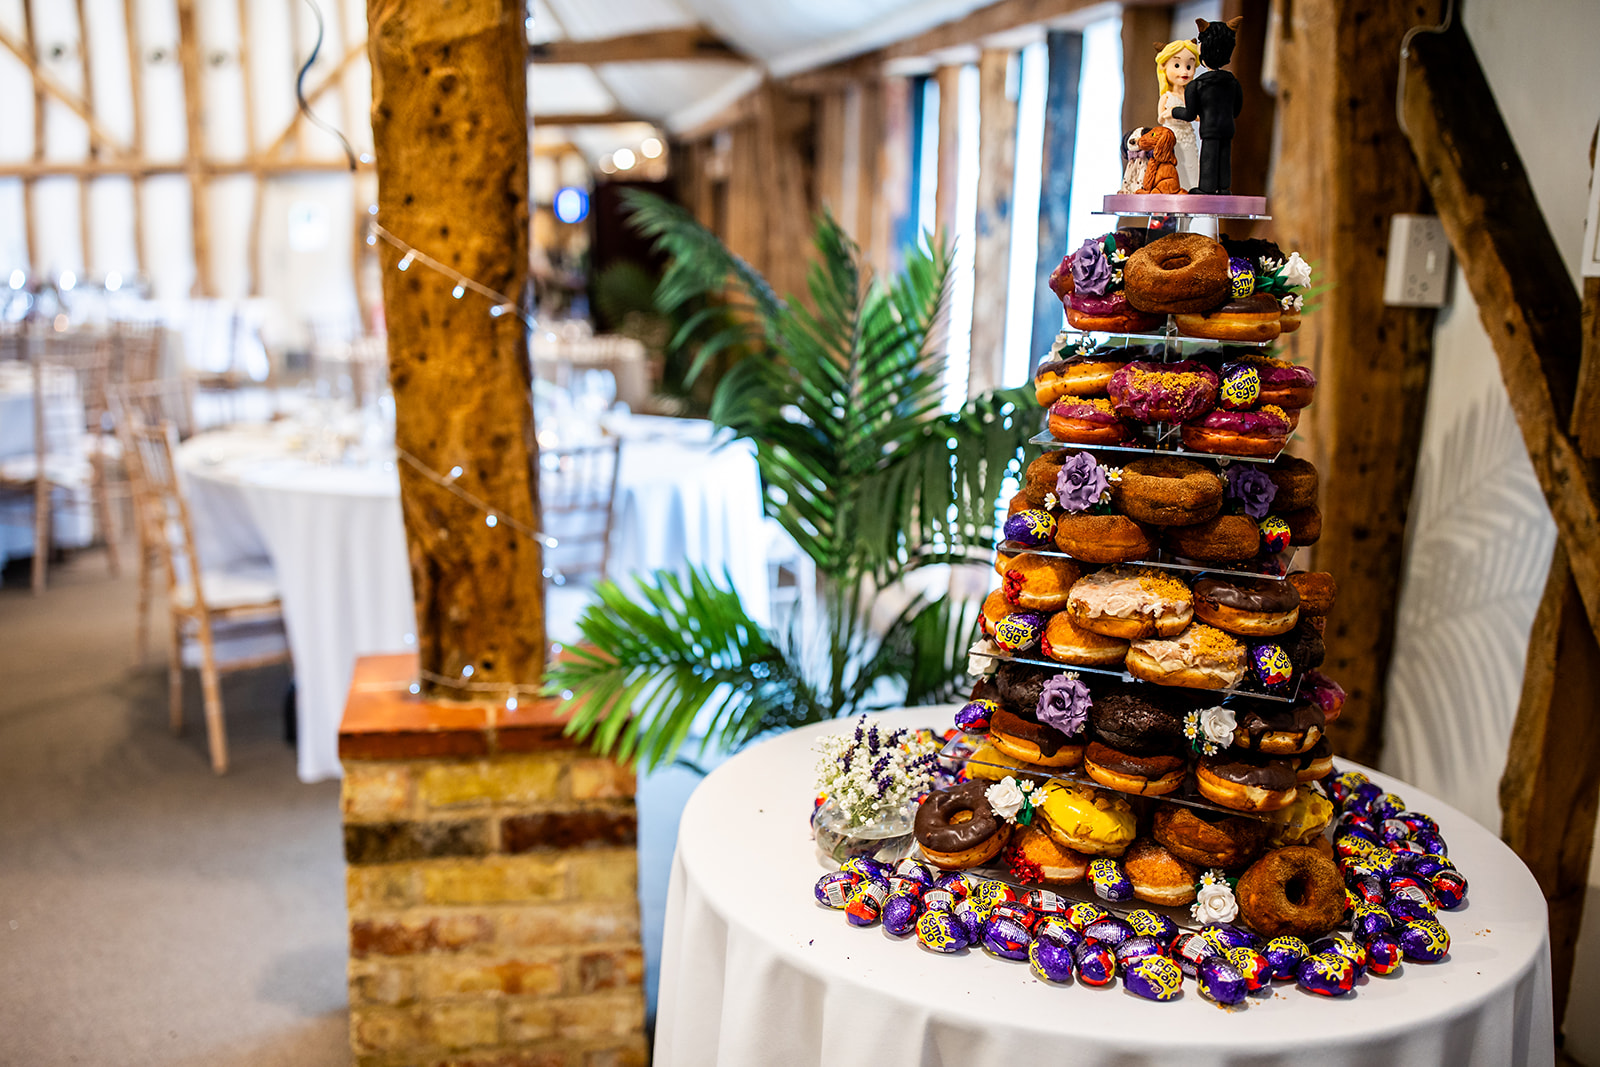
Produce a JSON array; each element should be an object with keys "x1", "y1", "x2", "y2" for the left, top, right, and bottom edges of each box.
[{"x1": 0, "y1": 549, "x2": 350, "y2": 1066}]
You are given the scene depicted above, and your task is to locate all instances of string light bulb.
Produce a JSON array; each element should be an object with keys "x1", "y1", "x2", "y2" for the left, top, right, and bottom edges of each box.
[
  {"x1": 613, "y1": 148, "x2": 636, "y2": 171},
  {"x1": 452, "y1": 285, "x2": 465, "y2": 299},
  {"x1": 641, "y1": 137, "x2": 663, "y2": 159},
  {"x1": 397, "y1": 252, "x2": 414, "y2": 271}
]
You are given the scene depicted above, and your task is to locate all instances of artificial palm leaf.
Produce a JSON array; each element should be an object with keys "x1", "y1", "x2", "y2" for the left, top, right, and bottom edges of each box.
[{"x1": 550, "y1": 567, "x2": 821, "y2": 770}]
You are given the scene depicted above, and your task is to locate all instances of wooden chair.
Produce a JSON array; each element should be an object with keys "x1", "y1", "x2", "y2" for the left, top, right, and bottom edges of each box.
[
  {"x1": 125, "y1": 420, "x2": 290, "y2": 774},
  {"x1": 0, "y1": 331, "x2": 108, "y2": 592},
  {"x1": 540, "y1": 438, "x2": 622, "y2": 586}
]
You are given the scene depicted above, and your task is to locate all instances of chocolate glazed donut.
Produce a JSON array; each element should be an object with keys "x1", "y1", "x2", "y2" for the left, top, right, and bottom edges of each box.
[{"x1": 914, "y1": 781, "x2": 1010, "y2": 869}]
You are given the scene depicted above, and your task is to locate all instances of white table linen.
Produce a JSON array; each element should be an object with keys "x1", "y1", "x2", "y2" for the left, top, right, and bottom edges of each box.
[
  {"x1": 0, "y1": 363, "x2": 93, "y2": 569},
  {"x1": 176, "y1": 416, "x2": 770, "y2": 782},
  {"x1": 655, "y1": 708, "x2": 1554, "y2": 1067}
]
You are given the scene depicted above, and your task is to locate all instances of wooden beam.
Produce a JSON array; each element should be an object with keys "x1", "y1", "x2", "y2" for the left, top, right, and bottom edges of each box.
[
  {"x1": 531, "y1": 111, "x2": 649, "y2": 127},
  {"x1": 175, "y1": 0, "x2": 211, "y2": 296},
  {"x1": 1499, "y1": 543, "x2": 1600, "y2": 1030},
  {"x1": 753, "y1": 82, "x2": 815, "y2": 302},
  {"x1": 21, "y1": 0, "x2": 41, "y2": 271},
  {"x1": 368, "y1": 0, "x2": 546, "y2": 695},
  {"x1": 883, "y1": 0, "x2": 1102, "y2": 62},
  {"x1": 969, "y1": 49, "x2": 1015, "y2": 398},
  {"x1": 1031, "y1": 29, "x2": 1080, "y2": 365},
  {"x1": 933, "y1": 64, "x2": 962, "y2": 240},
  {"x1": 1120, "y1": 4, "x2": 1170, "y2": 138},
  {"x1": 528, "y1": 26, "x2": 740, "y2": 65},
  {"x1": 1272, "y1": 0, "x2": 1439, "y2": 768},
  {"x1": 73, "y1": 0, "x2": 97, "y2": 274},
  {"x1": 0, "y1": 157, "x2": 376, "y2": 179},
  {"x1": 0, "y1": 24, "x2": 130, "y2": 157},
  {"x1": 1577, "y1": 275, "x2": 1600, "y2": 458},
  {"x1": 122, "y1": 0, "x2": 148, "y2": 276},
  {"x1": 237, "y1": 0, "x2": 262, "y2": 296},
  {"x1": 261, "y1": 40, "x2": 368, "y2": 158},
  {"x1": 1401, "y1": 20, "x2": 1596, "y2": 638},
  {"x1": 1221, "y1": 0, "x2": 1273, "y2": 227},
  {"x1": 724, "y1": 120, "x2": 765, "y2": 276},
  {"x1": 871, "y1": 77, "x2": 914, "y2": 279},
  {"x1": 852, "y1": 79, "x2": 883, "y2": 265}
]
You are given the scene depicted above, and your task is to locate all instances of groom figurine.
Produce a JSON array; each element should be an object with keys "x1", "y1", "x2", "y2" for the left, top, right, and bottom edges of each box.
[{"x1": 1171, "y1": 16, "x2": 1244, "y2": 194}]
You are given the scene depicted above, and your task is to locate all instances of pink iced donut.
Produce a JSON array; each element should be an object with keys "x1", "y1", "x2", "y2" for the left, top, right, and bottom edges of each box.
[
  {"x1": 1107, "y1": 361, "x2": 1220, "y2": 424},
  {"x1": 1180, "y1": 406, "x2": 1292, "y2": 458},
  {"x1": 1243, "y1": 355, "x2": 1317, "y2": 409},
  {"x1": 1049, "y1": 397, "x2": 1134, "y2": 445}
]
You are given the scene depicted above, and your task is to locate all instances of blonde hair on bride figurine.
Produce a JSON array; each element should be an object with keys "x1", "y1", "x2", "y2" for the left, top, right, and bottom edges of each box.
[{"x1": 1155, "y1": 38, "x2": 1201, "y2": 95}]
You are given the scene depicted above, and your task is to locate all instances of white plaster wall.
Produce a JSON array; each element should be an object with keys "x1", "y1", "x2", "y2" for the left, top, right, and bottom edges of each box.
[{"x1": 1377, "y1": 0, "x2": 1600, "y2": 1056}]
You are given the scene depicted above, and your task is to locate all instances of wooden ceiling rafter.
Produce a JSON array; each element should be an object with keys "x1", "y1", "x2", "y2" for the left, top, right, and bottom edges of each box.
[
  {"x1": 528, "y1": 25, "x2": 743, "y2": 65},
  {"x1": 0, "y1": 24, "x2": 130, "y2": 157}
]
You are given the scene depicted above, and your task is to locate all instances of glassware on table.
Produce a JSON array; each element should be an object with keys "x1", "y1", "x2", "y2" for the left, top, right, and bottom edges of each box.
[{"x1": 812, "y1": 797, "x2": 919, "y2": 868}]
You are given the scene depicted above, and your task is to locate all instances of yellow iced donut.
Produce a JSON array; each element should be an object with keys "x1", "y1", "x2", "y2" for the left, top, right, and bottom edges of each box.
[
  {"x1": 1266, "y1": 787, "x2": 1334, "y2": 847},
  {"x1": 1037, "y1": 782, "x2": 1137, "y2": 857}
]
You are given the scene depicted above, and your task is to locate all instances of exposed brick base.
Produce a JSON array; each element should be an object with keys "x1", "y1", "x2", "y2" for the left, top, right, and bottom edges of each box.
[{"x1": 340, "y1": 655, "x2": 646, "y2": 1067}]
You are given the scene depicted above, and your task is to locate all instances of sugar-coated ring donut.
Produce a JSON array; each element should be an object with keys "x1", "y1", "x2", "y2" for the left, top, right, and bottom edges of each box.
[
  {"x1": 1175, "y1": 293, "x2": 1283, "y2": 343},
  {"x1": 1192, "y1": 575, "x2": 1301, "y2": 637},
  {"x1": 990, "y1": 707, "x2": 1085, "y2": 769},
  {"x1": 1054, "y1": 513, "x2": 1156, "y2": 564},
  {"x1": 1083, "y1": 741, "x2": 1186, "y2": 796},
  {"x1": 1123, "y1": 837, "x2": 1200, "y2": 907},
  {"x1": 1151, "y1": 805, "x2": 1268, "y2": 870},
  {"x1": 1124, "y1": 233, "x2": 1232, "y2": 314},
  {"x1": 1041, "y1": 611, "x2": 1130, "y2": 667},
  {"x1": 914, "y1": 781, "x2": 1013, "y2": 870},
  {"x1": 1195, "y1": 754, "x2": 1298, "y2": 812},
  {"x1": 1165, "y1": 513, "x2": 1262, "y2": 562},
  {"x1": 1287, "y1": 571, "x2": 1337, "y2": 615},
  {"x1": 1107, "y1": 361, "x2": 1221, "y2": 424},
  {"x1": 1113, "y1": 456, "x2": 1225, "y2": 526},
  {"x1": 1006, "y1": 491, "x2": 1033, "y2": 516},
  {"x1": 1284, "y1": 505, "x2": 1321, "y2": 545},
  {"x1": 1049, "y1": 398, "x2": 1134, "y2": 445},
  {"x1": 1267, "y1": 455, "x2": 1319, "y2": 511},
  {"x1": 1023, "y1": 450, "x2": 1073, "y2": 507},
  {"x1": 1236, "y1": 845, "x2": 1347, "y2": 939}
]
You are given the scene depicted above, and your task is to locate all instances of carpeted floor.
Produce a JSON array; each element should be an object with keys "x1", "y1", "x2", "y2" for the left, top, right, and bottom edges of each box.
[{"x1": 0, "y1": 548, "x2": 350, "y2": 1066}]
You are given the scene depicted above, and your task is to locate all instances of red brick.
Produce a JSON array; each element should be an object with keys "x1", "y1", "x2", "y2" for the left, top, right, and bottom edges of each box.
[
  {"x1": 501, "y1": 810, "x2": 636, "y2": 853},
  {"x1": 350, "y1": 915, "x2": 495, "y2": 958},
  {"x1": 577, "y1": 949, "x2": 644, "y2": 992}
]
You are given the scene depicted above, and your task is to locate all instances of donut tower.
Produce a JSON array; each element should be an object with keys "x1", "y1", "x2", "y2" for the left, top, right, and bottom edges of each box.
[{"x1": 813, "y1": 188, "x2": 1468, "y2": 1003}]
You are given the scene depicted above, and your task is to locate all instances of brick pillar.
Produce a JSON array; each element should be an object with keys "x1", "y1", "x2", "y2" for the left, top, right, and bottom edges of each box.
[{"x1": 339, "y1": 654, "x2": 646, "y2": 1067}]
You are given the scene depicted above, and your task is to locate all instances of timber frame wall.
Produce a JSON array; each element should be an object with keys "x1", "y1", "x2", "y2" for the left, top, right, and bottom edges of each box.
[{"x1": 0, "y1": 0, "x2": 377, "y2": 315}]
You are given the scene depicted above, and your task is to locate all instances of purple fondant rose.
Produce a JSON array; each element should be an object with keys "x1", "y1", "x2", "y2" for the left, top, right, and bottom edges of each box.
[
  {"x1": 1070, "y1": 237, "x2": 1113, "y2": 297},
  {"x1": 1037, "y1": 673, "x2": 1091, "y2": 736},
  {"x1": 1226, "y1": 464, "x2": 1278, "y2": 520},
  {"x1": 1055, "y1": 451, "x2": 1108, "y2": 513}
]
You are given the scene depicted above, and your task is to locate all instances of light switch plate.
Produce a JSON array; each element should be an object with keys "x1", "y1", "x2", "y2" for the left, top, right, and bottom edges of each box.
[{"x1": 1383, "y1": 214, "x2": 1452, "y2": 307}]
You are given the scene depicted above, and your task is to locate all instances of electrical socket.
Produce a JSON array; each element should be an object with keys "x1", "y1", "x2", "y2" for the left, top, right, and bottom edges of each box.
[{"x1": 1383, "y1": 214, "x2": 1452, "y2": 307}]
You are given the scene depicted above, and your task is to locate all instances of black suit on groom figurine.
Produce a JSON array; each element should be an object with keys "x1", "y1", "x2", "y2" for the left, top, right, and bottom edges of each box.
[{"x1": 1170, "y1": 16, "x2": 1245, "y2": 195}]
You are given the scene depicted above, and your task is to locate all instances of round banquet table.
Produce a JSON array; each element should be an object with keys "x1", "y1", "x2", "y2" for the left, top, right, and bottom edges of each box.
[
  {"x1": 654, "y1": 708, "x2": 1554, "y2": 1067},
  {"x1": 0, "y1": 362, "x2": 92, "y2": 569},
  {"x1": 176, "y1": 415, "x2": 769, "y2": 782}
]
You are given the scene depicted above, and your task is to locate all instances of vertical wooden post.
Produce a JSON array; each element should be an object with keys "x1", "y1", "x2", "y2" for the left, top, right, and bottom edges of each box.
[
  {"x1": 933, "y1": 64, "x2": 962, "y2": 241},
  {"x1": 1500, "y1": 544, "x2": 1600, "y2": 1026},
  {"x1": 175, "y1": 0, "x2": 211, "y2": 296},
  {"x1": 969, "y1": 49, "x2": 1015, "y2": 398},
  {"x1": 854, "y1": 78, "x2": 884, "y2": 260},
  {"x1": 1271, "y1": 0, "x2": 1439, "y2": 767},
  {"x1": 725, "y1": 120, "x2": 766, "y2": 278},
  {"x1": 367, "y1": 0, "x2": 545, "y2": 694},
  {"x1": 235, "y1": 0, "x2": 263, "y2": 295},
  {"x1": 1031, "y1": 29, "x2": 1081, "y2": 365},
  {"x1": 753, "y1": 81, "x2": 815, "y2": 302},
  {"x1": 22, "y1": 0, "x2": 42, "y2": 272},
  {"x1": 871, "y1": 77, "x2": 913, "y2": 279},
  {"x1": 73, "y1": 0, "x2": 97, "y2": 274},
  {"x1": 814, "y1": 89, "x2": 847, "y2": 221},
  {"x1": 1120, "y1": 4, "x2": 1171, "y2": 137},
  {"x1": 122, "y1": 0, "x2": 148, "y2": 278},
  {"x1": 1221, "y1": 0, "x2": 1274, "y2": 224}
]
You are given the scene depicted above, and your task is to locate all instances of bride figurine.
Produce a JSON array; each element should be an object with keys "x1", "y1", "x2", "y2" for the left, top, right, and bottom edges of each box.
[{"x1": 1154, "y1": 38, "x2": 1202, "y2": 191}]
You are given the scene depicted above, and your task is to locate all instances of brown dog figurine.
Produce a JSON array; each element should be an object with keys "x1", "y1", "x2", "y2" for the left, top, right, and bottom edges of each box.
[{"x1": 1137, "y1": 126, "x2": 1183, "y2": 194}]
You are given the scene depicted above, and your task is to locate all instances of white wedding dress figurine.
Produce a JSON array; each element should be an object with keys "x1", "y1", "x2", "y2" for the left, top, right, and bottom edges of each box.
[{"x1": 1154, "y1": 38, "x2": 1202, "y2": 192}]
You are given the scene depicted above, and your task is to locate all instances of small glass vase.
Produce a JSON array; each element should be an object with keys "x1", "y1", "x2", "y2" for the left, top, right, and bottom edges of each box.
[{"x1": 812, "y1": 797, "x2": 918, "y2": 868}]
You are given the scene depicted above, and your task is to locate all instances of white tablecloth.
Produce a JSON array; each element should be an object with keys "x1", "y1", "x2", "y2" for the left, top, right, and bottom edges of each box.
[
  {"x1": 0, "y1": 363, "x2": 93, "y2": 570},
  {"x1": 176, "y1": 416, "x2": 770, "y2": 782},
  {"x1": 655, "y1": 708, "x2": 1554, "y2": 1067}
]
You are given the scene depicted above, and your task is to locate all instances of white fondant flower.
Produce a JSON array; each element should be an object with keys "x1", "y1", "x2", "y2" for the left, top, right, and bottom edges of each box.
[
  {"x1": 986, "y1": 777, "x2": 1025, "y2": 822},
  {"x1": 1044, "y1": 491, "x2": 1058, "y2": 510},
  {"x1": 1183, "y1": 710, "x2": 1201, "y2": 741},
  {"x1": 967, "y1": 639, "x2": 1000, "y2": 678},
  {"x1": 1200, "y1": 706, "x2": 1237, "y2": 747},
  {"x1": 1048, "y1": 329, "x2": 1072, "y2": 358},
  {"x1": 1018, "y1": 778, "x2": 1035, "y2": 793},
  {"x1": 1192, "y1": 882, "x2": 1239, "y2": 924},
  {"x1": 1259, "y1": 256, "x2": 1283, "y2": 273},
  {"x1": 1283, "y1": 251, "x2": 1312, "y2": 289}
]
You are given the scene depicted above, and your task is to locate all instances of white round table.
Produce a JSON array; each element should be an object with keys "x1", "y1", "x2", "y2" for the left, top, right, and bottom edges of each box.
[
  {"x1": 655, "y1": 708, "x2": 1554, "y2": 1067},
  {"x1": 176, "y1": 415, "x2": 770, "y2": 782},
  {"x1": 0, "y1": 362, "x2": 93, "y2": 569}
]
